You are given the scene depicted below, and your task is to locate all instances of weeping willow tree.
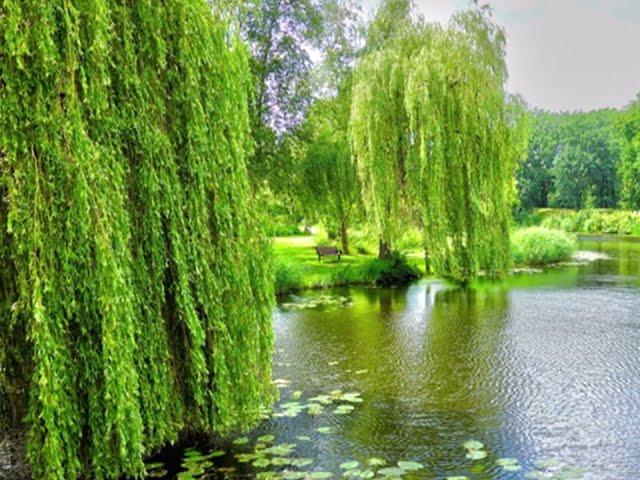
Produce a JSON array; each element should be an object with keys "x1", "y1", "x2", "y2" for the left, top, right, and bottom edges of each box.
[
  {"x1": 0, "y1": 1, "x2": 274, "y2": 479},
  {"x1": 351, "y1": 4, "x2": 527, "y2": 281}
]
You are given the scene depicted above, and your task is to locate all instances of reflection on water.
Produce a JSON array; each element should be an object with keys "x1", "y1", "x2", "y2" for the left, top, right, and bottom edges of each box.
[{"x1": 146, "y1": 237, "x2": 640, "y2": 479}]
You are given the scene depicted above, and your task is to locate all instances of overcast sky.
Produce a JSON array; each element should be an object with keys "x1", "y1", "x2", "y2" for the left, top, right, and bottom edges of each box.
[{"x1": 360, "y1": 0, "x2": 640, "y2": 112}]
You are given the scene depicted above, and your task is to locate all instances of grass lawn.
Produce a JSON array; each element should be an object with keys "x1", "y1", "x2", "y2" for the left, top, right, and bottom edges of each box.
[{"x1": 273, "y1": 235, "x2": 425, "y2": 290}]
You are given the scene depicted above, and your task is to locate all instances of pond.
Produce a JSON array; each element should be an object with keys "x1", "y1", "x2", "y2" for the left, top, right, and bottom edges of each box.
[{"x1": 149, "y1": 236, "x2": 640, "y2": 480}]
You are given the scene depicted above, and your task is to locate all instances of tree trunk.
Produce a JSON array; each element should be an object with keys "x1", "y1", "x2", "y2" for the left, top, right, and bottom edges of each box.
[
  {"x1": 378, "y1": 239, "x2": 392, "y2": 260},
  {"x1": 340, "y1": 221, "x2": 349, "y2": 255}
]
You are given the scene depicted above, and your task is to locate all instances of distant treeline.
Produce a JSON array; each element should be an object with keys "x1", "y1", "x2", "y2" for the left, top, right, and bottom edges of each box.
[{"x1": 517, "y1": 101, "x2": 640, "y2": 211}]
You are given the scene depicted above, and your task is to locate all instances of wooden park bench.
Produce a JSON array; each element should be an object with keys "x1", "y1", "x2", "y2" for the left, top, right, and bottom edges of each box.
[{"x1": 315, "y1": 246, "x2": 342, "y2": 262}]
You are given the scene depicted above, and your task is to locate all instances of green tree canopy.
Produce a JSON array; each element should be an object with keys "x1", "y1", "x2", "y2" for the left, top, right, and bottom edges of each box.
[
  {"x1": 297, "y1": 85, "x2": 361, "y2": 253},
  {"x1": 351, "y1": 4, "x2": 527, "y2": 281},
  {"x1": 517, "y1": 109, "x2": 622, "y2": 210},
  {"x1": 619, "y1": 97, "x2": 640, "y2": 209},
  {"x1": 0, "y1": 1, "x2": 273, "y2": 478}
]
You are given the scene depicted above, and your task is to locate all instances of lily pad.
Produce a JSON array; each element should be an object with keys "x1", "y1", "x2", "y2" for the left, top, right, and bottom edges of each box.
[
  {"x1": 377, "y1": 467, "x2": 406, "y2": 477},
  {"x1": 309, "y1": 472, "x2": 333, "y2": 479},
  {"x1": 258, "y1": 434, "x2": 276, "y2": 443},
  {"x1": 496, "y1": 458, "x2": 519, "y2": 467},
  {"x1": 340, "y1": 461, "x2": 359, "y2": 470},
  {"x1": 290, "y1": 390, "x2": 303, "y2": 400},
  {"x1": 257, "y1": 472, "x2": 280, "y2": 480},
  {"x1": 184, "y1": 449, "x2": 204, "y2": 458},
  {"x1": 264, "y1": 443, "x2": 296, "y2": 456},
  {"x1": 397, "y1": 461, "x2": 423, "y2": 471},
  {"x1": 368, "y1": 458, "x2": 386, "y2": 467},
  {"x1": 446, "y1": 477, "x2": 469, "y2": 480},
  {"x1": 233, "y1": 436, "x2": 250, "y2": 446},
  {"x1": 307, "y1": 404, "x2": 324, "y2": 416},
  {"x1": 342, "y1": 393, "x2": 363, "y2": 403},
  {"x1": 253, "y1": 458, "x2": 271, "y2": 468},
  {"x1": 271, "y1": 457, "x2": 293, "y2": 466},
  {"x1": 333, "y1": 405, "x2": 355, "y2": 415},
  {"x1": 291, "y1": 458, "x2": 314, "y2": 468},
  {"x1": 343, "y1": 469, "x2": 362, "y2": 478},
  {"x1": 283, "y1": 472, "x2": 307, "y2": 480},
  {"x1": 297, "y1": 436, "x2": 312, "y2": 442},
  {"x1": 466, "y1": 450, "x2": 488, "y2": 461},
  {"x1": 463, "y1": 440, "x2": 484, "y2": 450},
  {"x1": 316, "y1": 427, "x2": 332, "y2": 434},
  {"x1": 147, "y1": 469, "x2": 168, "y2": 478}
]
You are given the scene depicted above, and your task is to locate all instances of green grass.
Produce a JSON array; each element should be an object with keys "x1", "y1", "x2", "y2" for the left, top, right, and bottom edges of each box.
[
  {"x1": 273, "y1": 236, "x2": 424, "y2": 294},
  {"x1": 511, "y1": 227, "x2": 577, "y2": 267}
]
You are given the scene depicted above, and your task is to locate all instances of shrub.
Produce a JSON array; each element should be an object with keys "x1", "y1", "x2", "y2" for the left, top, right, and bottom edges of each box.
[
  {"x1": 538, "y1": 209, "x2": 640, "y2": 235},
  {"x1": 511, "y1": 227, "x2": 577, "y2": 266},
  {"x1": 270, "y1": 223, "x2": 302, "y2": 237},
  {"x1": 331, "y1": 252, "x2": 420, "y2": 287},
  {"x1": 275, "y1": 260, "x2": 304, "y2": 295}
]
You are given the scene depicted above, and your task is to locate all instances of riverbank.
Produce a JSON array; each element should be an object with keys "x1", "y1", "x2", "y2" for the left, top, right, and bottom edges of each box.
[
  {"x1": 274, "y1": 228, "x2": 579, "y2": 295},
  {"x1": 274, "y1": 236, "x2": 424, "y2": 295}
]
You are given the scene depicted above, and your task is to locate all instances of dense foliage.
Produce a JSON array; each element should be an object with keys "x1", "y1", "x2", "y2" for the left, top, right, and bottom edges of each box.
[
  {"x1": 619, "y1": 99, "x2": 640, "y2": 210},
  {"x1": 0, "y1": 2, "x2": 274, "y2": 479},
  {"x1": 517, "y1": 110, "x2": 623, "y2": 210},
  {"x1": 537, "y1": 209, "x2": 640, "y2": 236},
  {"x1": 511, "y1": 228, "x2": 577, "y2": 266},
  {"x1": 297, "y1": 88, "x2": 360, "y2": 253},
  {"x1": 351, "y1": 2, "x2": 527, "y2": 282}
]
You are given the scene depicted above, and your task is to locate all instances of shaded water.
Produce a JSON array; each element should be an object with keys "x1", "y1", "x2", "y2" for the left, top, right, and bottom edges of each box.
[{"x1": 136, "y1": 237, "x2": 640, "y2": 479}]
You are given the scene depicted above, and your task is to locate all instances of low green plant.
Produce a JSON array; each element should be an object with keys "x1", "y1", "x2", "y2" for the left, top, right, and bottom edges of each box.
[
  {"x1": 511, "y1": 227, "x2": 577, "y2": 266},
  {"x1": 536, "y1": 208, "x2": 640, "y2": 235},
  {"x1": 275, "y1": 260, "x2": 304, "y2": 295},
  {"x1": 331, "y1": 252, "x2": 420, "y2": 287}
]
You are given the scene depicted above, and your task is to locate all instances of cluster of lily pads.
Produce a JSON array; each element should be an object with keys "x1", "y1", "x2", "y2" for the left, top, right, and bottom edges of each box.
[
  {"x1": 175, "y1": 448, "x2": 227, "y2": 479},
  {"x1": 142, "y1": 373, "x2": 588, "y2": 480},
  {"x1": 280, "y1": 295, "x2": 353, "y2": 311},
  {"x1": 228, "y1": 428, "x2": 428, "y2": 480},
  {"x1": 272, "y1": 389, "x2": 363, "y2": 419}
]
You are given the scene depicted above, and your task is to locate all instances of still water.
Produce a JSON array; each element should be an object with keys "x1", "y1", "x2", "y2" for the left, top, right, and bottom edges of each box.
[{"x1": 152, "y1": 236, "x2": 640, "y2": 480}]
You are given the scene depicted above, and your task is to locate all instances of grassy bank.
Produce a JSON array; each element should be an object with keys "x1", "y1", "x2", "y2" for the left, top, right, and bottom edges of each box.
[
  {"x1": 274, "y1": 236, "x2": 424, "y2": 295},
  {"x1": 520, "y1": 208, "x2": 640, "y2": 236}
]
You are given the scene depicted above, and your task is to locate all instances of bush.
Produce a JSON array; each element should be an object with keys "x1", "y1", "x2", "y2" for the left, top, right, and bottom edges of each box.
[
  {"x1": 270, "y1": 223, "x2": 302, "y2": 237},
  {"x1": 331, "y1": 252, "x2": 420, "y2": 287},
  {"x1": 537, "y1": 208, "x2": 640, "y2": 235},
  {"x1": 511, "y1": 227, "x2": 577, "y2": 266},
  {"x1": 275, "y1": 260, "x2": 303, "y2": 295}
]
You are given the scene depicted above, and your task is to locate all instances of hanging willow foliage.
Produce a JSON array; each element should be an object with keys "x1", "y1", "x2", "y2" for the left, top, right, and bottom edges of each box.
[
  {"x1": 0, "y1": 1, "x2": 274, "y2": 478},
  {"x1": 351, "y1": 5, "x2": 527, "y2": 282}
]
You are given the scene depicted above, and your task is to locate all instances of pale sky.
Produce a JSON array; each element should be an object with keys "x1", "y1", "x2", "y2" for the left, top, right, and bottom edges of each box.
[{"x1": 361, "y1": 0, "x2": 640, "y2": 112}]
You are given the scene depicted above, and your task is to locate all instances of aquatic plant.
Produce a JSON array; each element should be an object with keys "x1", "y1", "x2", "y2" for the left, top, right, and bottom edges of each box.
[{"x1": 0, "y1": 1, "x2": 274, "y2": 478}]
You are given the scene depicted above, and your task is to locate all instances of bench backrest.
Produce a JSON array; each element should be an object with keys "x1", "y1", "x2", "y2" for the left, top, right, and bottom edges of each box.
[{"x1": 316, "y1": 246, "x2": 340, "y2": 255}]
